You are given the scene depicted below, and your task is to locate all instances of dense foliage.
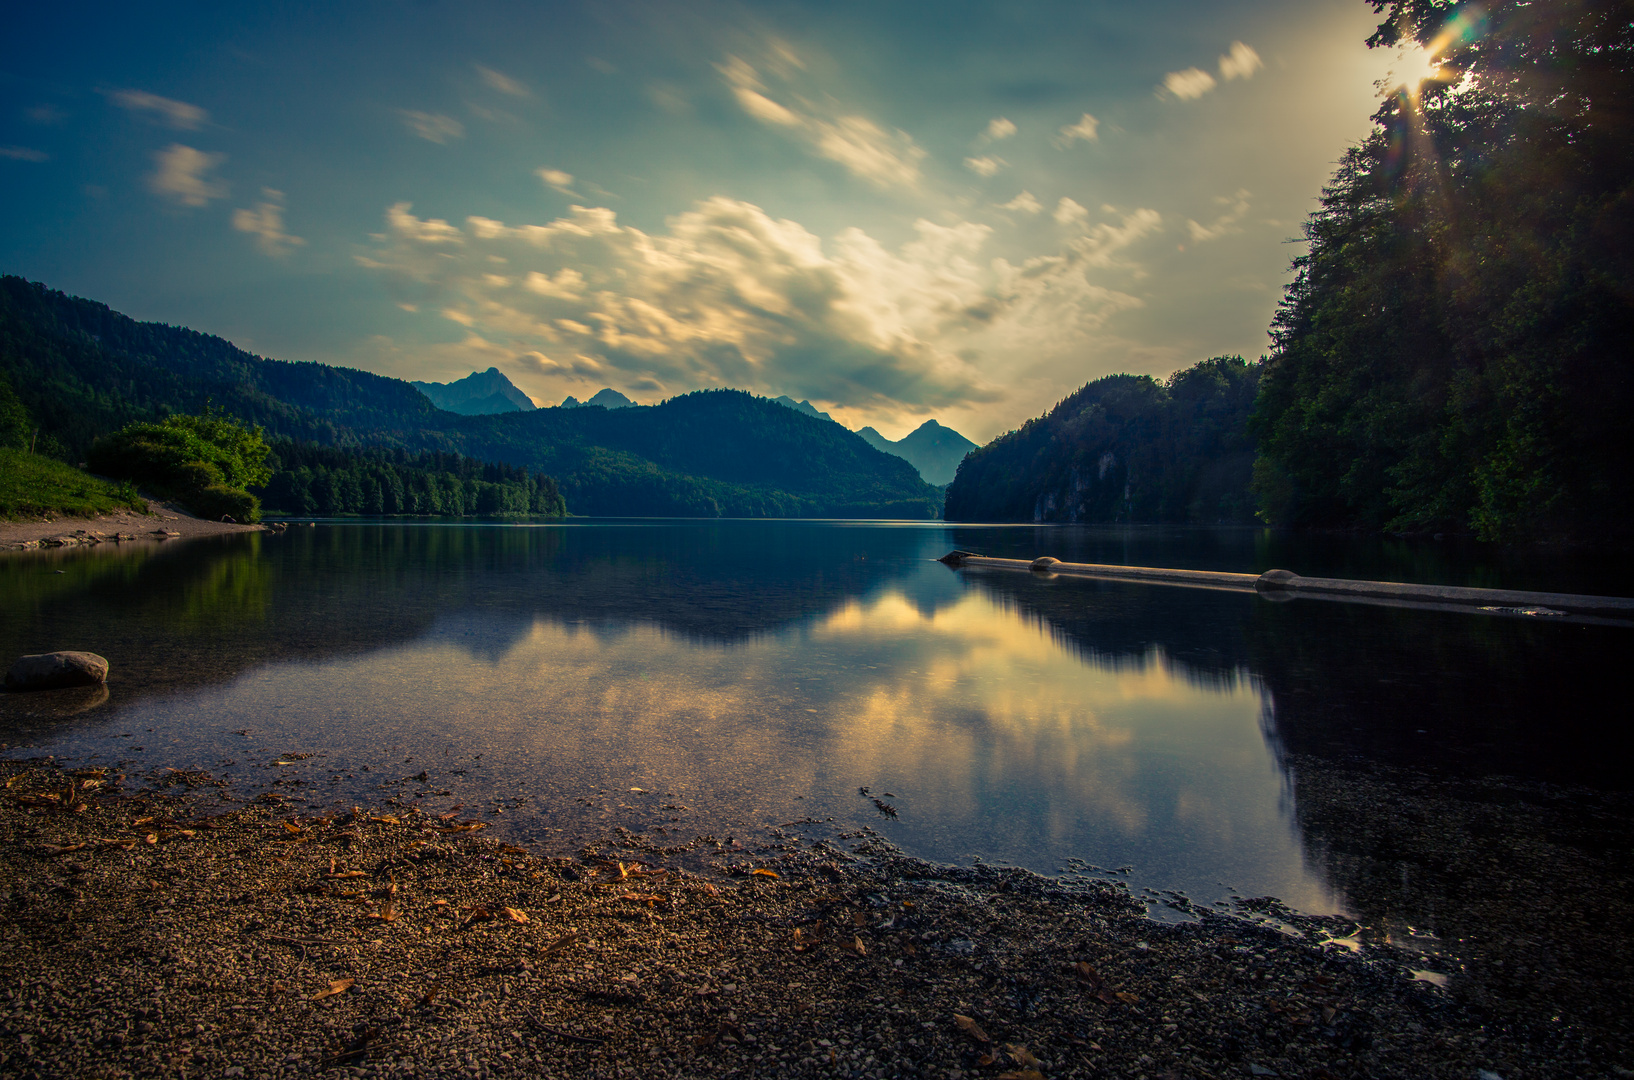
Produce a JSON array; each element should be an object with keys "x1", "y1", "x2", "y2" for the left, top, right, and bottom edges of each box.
[
  {"x1": 944, "y1": 357, "x2": 1261, "y2": 523},
  {"x1": 0, "y1": 370, "x2": 31, "y2": 451},
  {"x1": 1252, "y1": 0, "x2": 1634, "y2": 541},
  {"x1": 0, "y1": 278, "x2": 936, "y2": 519},
  {"x1": 88, "y1": 411, "x2": 273, "y2": 522},
  {"x1": 255, "y1": 441, "x2": 565, "y2": 518}
]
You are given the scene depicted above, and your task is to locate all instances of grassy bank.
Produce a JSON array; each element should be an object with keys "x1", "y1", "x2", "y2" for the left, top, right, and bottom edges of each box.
[{"x1": 0, "y1": 448, "x2": 147, "y2": 521}]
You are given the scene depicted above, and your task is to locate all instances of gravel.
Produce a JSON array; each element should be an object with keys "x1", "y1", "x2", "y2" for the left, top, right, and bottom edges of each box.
[{"x1": 0, "y1": 758, "x2": 1626, "y2": 1079}]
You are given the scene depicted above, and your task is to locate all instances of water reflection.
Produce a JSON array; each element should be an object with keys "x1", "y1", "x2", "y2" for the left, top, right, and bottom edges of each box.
[{"x1": 1, "y1": 521, "x2": 1628, "y2": 932}]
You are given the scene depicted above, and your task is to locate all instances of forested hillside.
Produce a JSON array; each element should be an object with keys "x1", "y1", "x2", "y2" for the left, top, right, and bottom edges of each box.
[
  {"x1": 255, "y1": 442, "x2": 565, "y2": 517},
  {"x1": 944, "y1": 357, "x2": 1260, "y2": 524},
  {"x1": 0, "y1": 277, "x2": 937, "y2": 518},
  {"x1": 1251, "y1": 0, "x2": 1633, "y2": 541}
]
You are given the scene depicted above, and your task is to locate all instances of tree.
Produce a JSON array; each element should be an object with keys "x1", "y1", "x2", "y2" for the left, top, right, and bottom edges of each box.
[
  {"x1": 87, "y1": 410, "x2": 272, "y2": 521},
  {"x1": 1252, "y1": 0, "x2": 1634, "y2": 540}
]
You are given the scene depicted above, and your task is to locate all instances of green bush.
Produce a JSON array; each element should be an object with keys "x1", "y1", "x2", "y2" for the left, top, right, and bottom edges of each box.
[
  {"x1": 87, "y1": 410, "x2": 270, "y2": 523},
  {"x1": 185, "y1": 484, "x2": 261, "y2": 523}
]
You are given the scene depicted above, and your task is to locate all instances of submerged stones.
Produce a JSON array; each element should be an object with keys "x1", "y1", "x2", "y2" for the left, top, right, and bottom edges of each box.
[{"x1": 4, "y1": 651, "x2": 109, "y2": 692}]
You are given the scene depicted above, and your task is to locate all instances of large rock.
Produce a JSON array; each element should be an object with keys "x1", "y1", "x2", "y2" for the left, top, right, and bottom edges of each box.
[{"x1": 4, "y1": 652, "x2": 109, "y2": 692}]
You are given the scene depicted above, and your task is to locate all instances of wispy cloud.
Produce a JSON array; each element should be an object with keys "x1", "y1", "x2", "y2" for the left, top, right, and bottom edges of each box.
[
  {"x1": 998, "y1": 191, "x2": 1042, "y2": 214},
  {"x1": 537, "y1": 168, "x2": 578, "y2": 196},
  {"x1": 148, "y1": 144, "x2": 227, "y2": 206},
  {"x1": 1160, "y1": 68, "x2": 1218, "y2": 101},
  {"x1": 111, "y1": 89, "x2": 208, "y2": 130},
  {"x1": 963, "y1": 155, "x2": 1006, "y2": 177},
  {"x1": 1186, "y1": 189, "x2": 1252, "y2": 242},
  {"x1": 232, "y1": 188, "x2": 306, "y2": 255},
  {"x1": 1054, "y1": 113, "x2": 1099, "y2": 147},
  {"x1": 0, "y1": 146, "x2": 49, "y2": 162},
  {"x1": 1053, "y1": 197, "x2": 1089, "y2": 226},
  {"x1": 985, "y1": 117, "x2": 1016, "y2": 140},
  {"x1": 400, "y1": 110, "x2": 464, "y2": 143},
  {"x1": 476, "y1": 65, "x2": 531, "y2": 97},
  {"x1": 1218, "y1": 42, "x2": 1263, "y2": 81},
  {"x1": 717, "y1": 52, "x2": 925, "y2": 190}
]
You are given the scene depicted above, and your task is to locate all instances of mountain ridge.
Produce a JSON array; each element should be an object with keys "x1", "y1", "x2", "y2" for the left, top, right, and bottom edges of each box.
[{"x1": 412, "y1": 368, "x2": 537, "y2": 415}]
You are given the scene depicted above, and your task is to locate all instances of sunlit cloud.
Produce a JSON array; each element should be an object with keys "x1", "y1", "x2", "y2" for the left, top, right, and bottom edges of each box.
[
  {"x1": 232, "y1": 188, "x2": 306, "y2": 256},
  {"x1": 476, "y1": 64, "x2": 531, "y2": 97},
  {"x1": 1054, "y1": 112, "x2": 1099, "y2": 146},
  {"x1": 1218, "y1": 41, "x2": 1263, "y2": 81},
  {"x1": 356, "y1": 194, "x2": 1157, "y2": 421},
  {"x1": 400, "y1": 110, "x2": 464, "y2": 143},
  {"x1": 963, "y1": 155, "x2": 1006, "y2": 177},
  {"x1": 148, "y1": 144, "x2": 227, "y2": 207},
  {"x1": 1185, "y1": 188, "x2": 1251, "y2": 243},
  {"x1": 1160, "y1": 67, "x2": 1218, "y2": 101},
  {"x1": 998, "y1": 191, "x2": 1042, "y2": 214},
  {"x1": 0, "y1": 146, "x2": 49, "y2": 162},
  {"x1": 985, "y1": 116, "x2": 1016, "y2": 140},
  {"x1": 111, "y1": 89, "x2": 208, "y2": 130},
  {"x1": 717, "y1": 52, "x2": 925, "y2": 190}
]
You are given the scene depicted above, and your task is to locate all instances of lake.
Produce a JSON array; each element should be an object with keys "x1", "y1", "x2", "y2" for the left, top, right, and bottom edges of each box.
[{"x1": 3, "y1": 520, "x2": 1630, "y2": 947}]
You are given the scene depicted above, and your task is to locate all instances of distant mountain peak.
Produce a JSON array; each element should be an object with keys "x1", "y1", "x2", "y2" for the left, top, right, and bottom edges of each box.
[
  {"x1": 561, "y1": 388, "x2": 639, "y2": 410},
  {"x1": 412, "y1": 368, "x2": 536, "y2": 415},
  {"x1": 857, "y1": 419, "x2": 977, "y2": 486},
  {"x1": 770, "y1": 395, "x2": 834, "y2": 423}
]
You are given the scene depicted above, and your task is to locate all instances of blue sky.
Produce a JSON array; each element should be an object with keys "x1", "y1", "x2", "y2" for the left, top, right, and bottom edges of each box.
[{"x1": 1, "y1": 0, "x2": 1418, "y2": 440}]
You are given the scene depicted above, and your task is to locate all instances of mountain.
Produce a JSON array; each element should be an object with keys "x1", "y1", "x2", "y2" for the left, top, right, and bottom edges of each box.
[
  {"x1": 771, "y1": 396, "x2": 834, "y2": 423},
  {"x1": 857, "y1": 420, "x2": 977, "y2": 486},
  {"x1": 560, "y1": 388, "x2": 638, "y2": 410},
  {"x1": 943, "y1": 357, "x2": 1260, "y2": 524},
  {"x1": 412, "y1": 368, "x2": 536, "y2": 415},
  {"x1": 0, "y1": 276, "x2": 939, "y2": 518}
]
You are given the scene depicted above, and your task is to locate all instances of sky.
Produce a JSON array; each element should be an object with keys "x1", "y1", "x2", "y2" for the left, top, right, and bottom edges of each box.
[{"x1": 0, "y1": 0, "x2": 1421, "y2": 442}]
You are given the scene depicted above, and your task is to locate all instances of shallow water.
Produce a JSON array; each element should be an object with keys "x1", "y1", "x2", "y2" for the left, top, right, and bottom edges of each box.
[{"x1": 2, "y1": 520, "x2": 1629, "y2": 923}]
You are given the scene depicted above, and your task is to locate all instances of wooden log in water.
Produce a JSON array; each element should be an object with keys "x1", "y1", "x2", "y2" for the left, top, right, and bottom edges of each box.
[{"x1": 937, "y1": 551, "x2": 1634, "y2": 619}]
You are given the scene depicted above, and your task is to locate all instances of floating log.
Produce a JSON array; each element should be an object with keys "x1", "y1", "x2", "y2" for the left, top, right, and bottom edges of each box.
[{"x1": 936, "y1": 552, "x2": 1634, "y2": 619}]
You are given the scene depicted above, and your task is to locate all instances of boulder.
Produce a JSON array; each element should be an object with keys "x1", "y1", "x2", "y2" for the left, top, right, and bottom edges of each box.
[{"x1": 5, "y1": 652, "x2": 110, "y2": 692}]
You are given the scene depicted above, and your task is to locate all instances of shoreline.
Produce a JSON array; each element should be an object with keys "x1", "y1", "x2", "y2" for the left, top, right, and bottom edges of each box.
[
  {"x1": 0, "y1": 759, "x2": 1612, "y2": 1080},
  {"x1": 1, "y1": 503, "x2": 264, "y2": 552}
]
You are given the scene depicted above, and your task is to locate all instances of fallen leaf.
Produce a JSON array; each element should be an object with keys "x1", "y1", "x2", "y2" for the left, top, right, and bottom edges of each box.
[
  {"x1": 540, "y1": 931, "x2": 579, "y2": 957},
  {"x1": 1006, "y1": 1044, "x2": 1043, "y2": 1069},
  {"x1": 311, "y1": 978, "x2": 355, "y2": 1000},
  {"x1": 998, "y1": 1072, "x2": 1045, "y2": 1080},
  {"x1": 369, "y1": 815, "x2": 399, "y2": 825},
  {"x1": 282, "y1": 821, "x2": 303, "y2": 835},
  {"x1": 504, "y1": 906, "x2": 529, "y2": 924},
  {"x1": 368, "y1": 903, "x2": 398, "y2": 923},
  {"x1": 750, "y1": 869, "x2": 780, "y2": 879},
  {"x1": 1116, "y1": 991, "x2": 1140, "y2": 1004},
  {"x1": 143, "y1": 833, "x2": 158, "y2": 845},
  {"x1": 953, "y1": 1015, "x2": 992, "y2": 1044},
  {"x1": 327, "y1": 871, "x2": 367, "y2": 880},
  {"x1": 850, "y1": 935, "x2": 867, "y2": 957},
  {"x1": 38, "y1": 843, "x2": 86, "y2": 856}
]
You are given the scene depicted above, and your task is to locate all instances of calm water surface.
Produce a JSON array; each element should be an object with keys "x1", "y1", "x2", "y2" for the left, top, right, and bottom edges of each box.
[{"x1": 2, "y1": 520, "x2": 1628, "y2": 926}]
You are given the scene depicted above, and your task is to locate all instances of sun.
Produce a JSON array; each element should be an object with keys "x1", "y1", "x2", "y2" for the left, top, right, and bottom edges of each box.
[{"x1": 1388, "y1": 44, "x2": 1446, "y2": 98}]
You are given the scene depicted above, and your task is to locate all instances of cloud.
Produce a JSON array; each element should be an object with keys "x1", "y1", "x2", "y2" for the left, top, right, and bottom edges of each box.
[
  {"x1": 232, "y1": 188, "x2": 306, "y2": 256},
  {"x1": 0, "y1": 146, "x2": 49, "y2": 162},
  {"x1": 998, "y1": 191, "x2": 1042, "y2": 214},
  {"x1": 26, "y1": 105, "x2": 65, "y2": 125},
  {"x1": 148, "y1": 144, "x2": 227, "y2": 206},
  {"x1": 1218, "y1": 41, "x2": 1263, "y2": 81},
  {"x1": 1160, "y1": 68, "x2": 1218, "y2": 101},
  {"x1": 537, "y1": 168, "x2": 579, "y2": 196},
  {"x1": 1053, "y1": 197, "x2": 1089, "y2": 226},
  {"x1": 1185, "y1": 189, "x2": 1252, "y2": 242},
  {"x1": 111, "y1": 89, "x2": 208, "y2": 130},
  {"x1": 1054, "y1": 112, "x2": 1099, "y2": 146},
  {"x1": 357, "y1": 197, "x2": 1158, "y2": 415},
  {"x1": 717, "y1": 53, "x2": 925, "y2": 190},
  {"x1": 476, "y1": 65, "x2": 531, "y2": 97},
  {"x1": 400, "y1": 111, "x2": 464, "y2": 143},
  {"x1": 1159, "y1": 43, "x2": 1261, "y2": 101},
  {"x1": 963, "y1": 155, "x2": 1006, "y2": 177},
  {"x1": 985, "y1": 117, "x2": 1016, "y2": 140}
]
